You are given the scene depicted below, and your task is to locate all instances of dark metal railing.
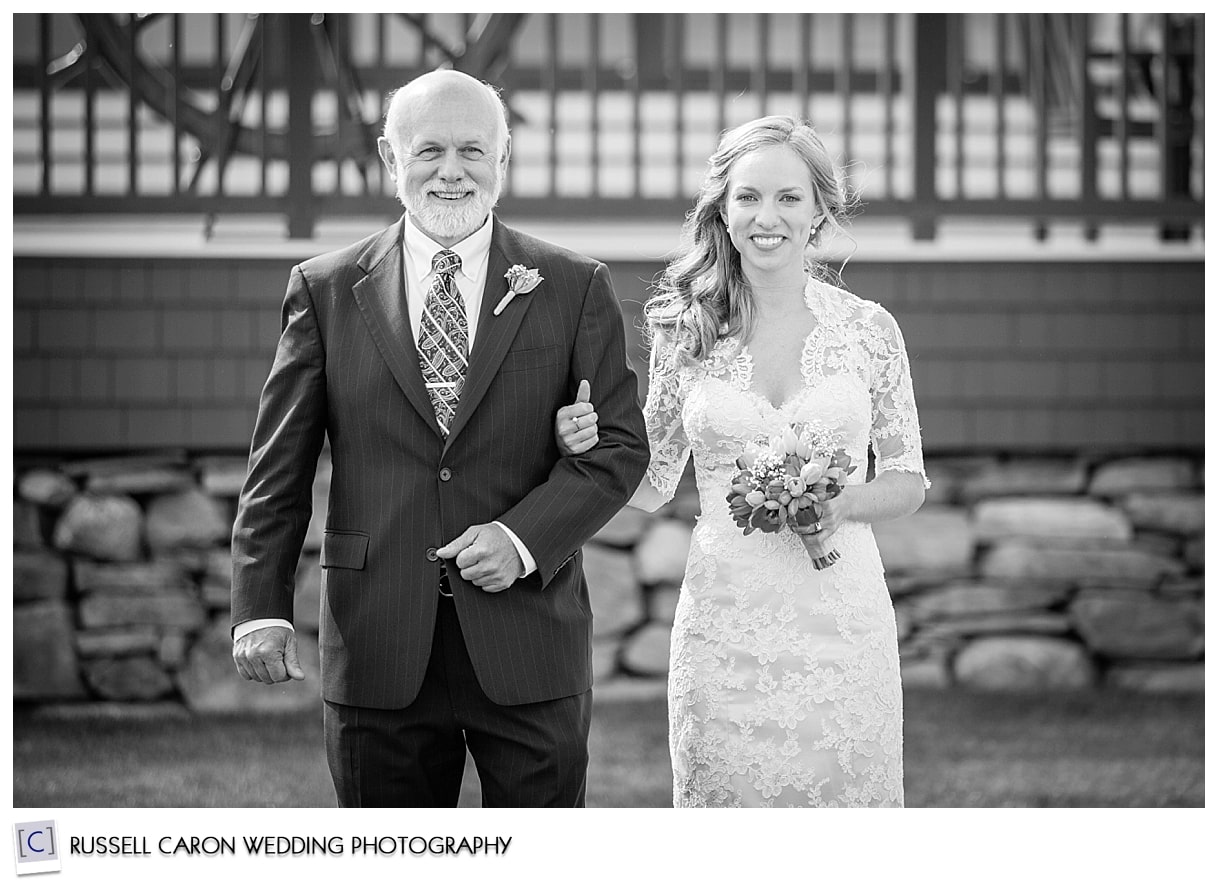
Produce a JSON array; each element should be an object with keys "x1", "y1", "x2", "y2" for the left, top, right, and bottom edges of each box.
[{"x1": 11, "y1": 13, "x2": 1204, "y2": 239}]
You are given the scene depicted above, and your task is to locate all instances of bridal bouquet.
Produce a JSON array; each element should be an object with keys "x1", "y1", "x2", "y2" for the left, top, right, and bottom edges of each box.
[{"x1": 725, "y1": 425, "x2": 856, "y2": 570}]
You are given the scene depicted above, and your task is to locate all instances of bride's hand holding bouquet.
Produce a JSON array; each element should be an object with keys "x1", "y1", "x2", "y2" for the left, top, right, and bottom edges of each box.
[
  {"x1": 725, "y1": 425, "x2": 856, "y2": 570},
  {"x1": 791, "y1": 484, "x2": 851, "y2": 567}
]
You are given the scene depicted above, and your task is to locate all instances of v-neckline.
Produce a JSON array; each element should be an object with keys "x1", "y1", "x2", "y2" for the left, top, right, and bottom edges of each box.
[
  {"x1": 707, "y1": 276, "x2": 833, "y2": 412},
  {"x1": 736, "y1": 294, "x2": 822, "y2": 412},
  {"x1": 735, "y1": 338, "x2": 817, "y2": 413}
]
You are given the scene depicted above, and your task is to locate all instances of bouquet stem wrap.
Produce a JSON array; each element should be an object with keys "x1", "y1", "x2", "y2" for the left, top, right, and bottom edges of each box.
[{"x1": 798, "y1": 530, "x2": 841, "y2": 571}]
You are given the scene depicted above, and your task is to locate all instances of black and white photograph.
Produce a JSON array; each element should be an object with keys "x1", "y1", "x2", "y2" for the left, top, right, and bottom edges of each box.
[{"x1": 5, "y1": 9, "x2": 1207, "y2": 876}]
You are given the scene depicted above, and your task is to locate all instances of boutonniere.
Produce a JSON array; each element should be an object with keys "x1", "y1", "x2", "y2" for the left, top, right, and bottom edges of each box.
[{"x1": 494, "y1": 265, "x2": 544, "y2": 316}]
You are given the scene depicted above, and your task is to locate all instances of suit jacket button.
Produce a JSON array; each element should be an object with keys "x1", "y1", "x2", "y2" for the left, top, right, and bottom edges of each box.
[
  {"x1": 439, "y1": 468, "x2": 452, "y2": 482},
  {"x1": 426, "y1": 547, "x2": 439, "y2": 562}
]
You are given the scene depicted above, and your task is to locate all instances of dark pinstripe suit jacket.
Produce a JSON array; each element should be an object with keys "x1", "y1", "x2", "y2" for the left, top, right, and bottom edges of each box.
[{"x1": 231, "y1": 217, "x2": 649, "y2": 708}]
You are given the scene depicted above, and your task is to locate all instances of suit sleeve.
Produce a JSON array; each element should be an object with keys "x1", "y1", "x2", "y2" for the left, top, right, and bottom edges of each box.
[
  {"x1": 230, "y1": 266, "x2": 329, "y2": 628},
  {"x1": 496, "y1": 262, "x2": 650, "y2": 587}
]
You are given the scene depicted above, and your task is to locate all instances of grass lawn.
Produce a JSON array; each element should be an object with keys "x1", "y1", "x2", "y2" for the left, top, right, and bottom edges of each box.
[{"x1": 12, "y1": 688, "x2": 1203, "y2": 808}]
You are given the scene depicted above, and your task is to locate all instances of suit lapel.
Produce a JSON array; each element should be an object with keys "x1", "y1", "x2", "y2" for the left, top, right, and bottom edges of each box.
[
  {"x1": 443, "y1": 219, "x2": 534, "y2": 450},
  {"x1": 351, "y1": 219, "x2": 444, "y2": 440}
]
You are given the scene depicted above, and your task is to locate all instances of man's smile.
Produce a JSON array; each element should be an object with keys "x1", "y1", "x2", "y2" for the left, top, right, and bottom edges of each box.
[{"x1": 429, "y1": 190, "x2": 475, "y2": 202}]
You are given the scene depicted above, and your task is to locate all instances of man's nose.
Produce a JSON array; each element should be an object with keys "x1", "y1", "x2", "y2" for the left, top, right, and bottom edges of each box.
[{"x1": 437, "y1": 149, "x2": 464, "y2": 181}]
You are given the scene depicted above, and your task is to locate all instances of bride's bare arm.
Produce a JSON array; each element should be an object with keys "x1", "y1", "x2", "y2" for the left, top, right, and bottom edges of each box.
[
  {"x1": 626, "y1": 478, "x2": 665, "y2": 512},
  {"x1": 799, "y1": 469, "x2": 925, "y2": 546}
]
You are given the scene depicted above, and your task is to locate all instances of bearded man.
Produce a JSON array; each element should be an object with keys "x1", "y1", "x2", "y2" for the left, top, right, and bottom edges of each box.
[{"x1": 230, "y1": 70, "x2": 649, "y2": 807}]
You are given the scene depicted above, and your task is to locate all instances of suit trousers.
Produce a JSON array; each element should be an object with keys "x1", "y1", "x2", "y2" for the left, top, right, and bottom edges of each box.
[{"x1": 323, "y1": 586, "x2": 593, "y2": 808}]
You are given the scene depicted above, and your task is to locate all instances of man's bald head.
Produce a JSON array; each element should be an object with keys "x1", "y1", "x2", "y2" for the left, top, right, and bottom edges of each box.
[{"x1": 383, "y1": 70, "x2": 510, "y2": 161}]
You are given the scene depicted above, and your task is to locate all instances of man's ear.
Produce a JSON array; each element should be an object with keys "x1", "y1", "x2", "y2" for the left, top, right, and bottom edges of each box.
[
  {"x1": 500, "y1": 135, "x2": 512, "y2": 170},
  {"x1": 377, "y1": 137, "x2": 397, "y2": 179}
]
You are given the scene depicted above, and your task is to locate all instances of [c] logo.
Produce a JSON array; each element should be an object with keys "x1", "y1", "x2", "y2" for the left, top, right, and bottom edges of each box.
[{"x1": 12, "y1": 821, "x2": 61, "y2": 876}]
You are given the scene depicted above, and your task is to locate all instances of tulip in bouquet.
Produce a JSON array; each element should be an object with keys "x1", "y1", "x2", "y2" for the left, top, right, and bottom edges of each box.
[{"x1": 725, "y1": 425, "x2": 856, "y2": 570}]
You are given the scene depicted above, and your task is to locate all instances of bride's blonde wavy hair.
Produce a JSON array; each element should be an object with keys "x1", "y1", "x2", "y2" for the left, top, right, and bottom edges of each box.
[{"x1": 644, "y1": 115, "x2": 855, "y2": 365}]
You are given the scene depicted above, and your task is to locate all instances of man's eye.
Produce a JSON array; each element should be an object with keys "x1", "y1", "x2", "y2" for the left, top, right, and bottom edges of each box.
[{"x1": 462, "y1": 147, "x2": 485, "y2": 157}]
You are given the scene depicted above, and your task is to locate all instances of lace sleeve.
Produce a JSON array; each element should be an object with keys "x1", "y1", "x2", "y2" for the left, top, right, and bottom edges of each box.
[
  {"x1": 641, "y1": 333, "x2": 692, "y2": 503},
  {"x1": 865, "y1": 307, "x2": 930, "y2": 488}
]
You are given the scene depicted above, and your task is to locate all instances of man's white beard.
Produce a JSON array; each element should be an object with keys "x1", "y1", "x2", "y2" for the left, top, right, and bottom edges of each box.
[{"x1": 401, "y1": 174, "x2": 502, "y2": 242}]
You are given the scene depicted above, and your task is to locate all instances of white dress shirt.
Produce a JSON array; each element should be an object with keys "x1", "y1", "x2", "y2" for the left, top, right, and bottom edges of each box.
[{"x1": 233, "y1": 213, "x2": 537, "y2": 643}]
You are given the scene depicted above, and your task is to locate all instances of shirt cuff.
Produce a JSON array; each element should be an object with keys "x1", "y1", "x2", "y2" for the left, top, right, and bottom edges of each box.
[
  {"x1": 493, "y1": 520, "x2": 537, "y2": 577},
  {"x1": 233, "y1": 618, "x2": 294, "y2": 643}
]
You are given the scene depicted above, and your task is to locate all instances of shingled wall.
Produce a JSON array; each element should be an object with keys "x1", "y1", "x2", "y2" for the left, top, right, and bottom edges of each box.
[{"x1": 12, "y1": 255, "x2": 1204, "y2": 452}]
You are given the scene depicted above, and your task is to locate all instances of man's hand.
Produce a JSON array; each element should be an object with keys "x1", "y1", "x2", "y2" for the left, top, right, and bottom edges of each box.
[
  {"x1": 233, "y1": 626, "x2": 305, "y2": 684},
  {"x1": 437, "y1": 523, "x2": 524, "y2": 593}
]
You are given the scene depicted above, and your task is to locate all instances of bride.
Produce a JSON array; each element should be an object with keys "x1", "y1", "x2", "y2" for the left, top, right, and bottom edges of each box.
[{"x1": 557, "y1": 115, "x2": 928, "y2": 807}]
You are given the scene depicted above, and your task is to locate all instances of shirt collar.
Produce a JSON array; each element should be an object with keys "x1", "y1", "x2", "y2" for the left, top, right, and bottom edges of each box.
[{"x1": 402, "y1": 212, "x2": 494, "y2": 284}]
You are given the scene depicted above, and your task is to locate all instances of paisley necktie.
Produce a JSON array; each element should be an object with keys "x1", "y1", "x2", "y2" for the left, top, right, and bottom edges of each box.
[{"x1": 417, "y1": 249, "x2": 467, "y2": 435}]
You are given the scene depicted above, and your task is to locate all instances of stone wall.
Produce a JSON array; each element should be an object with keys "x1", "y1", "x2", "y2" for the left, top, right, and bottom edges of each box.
[
  {"x1": 883, "y1": 455, "x2": 1203, "y2": 691},
  {"x1": 13, "y1": 451, "x2": 1203, "y2": 710}
]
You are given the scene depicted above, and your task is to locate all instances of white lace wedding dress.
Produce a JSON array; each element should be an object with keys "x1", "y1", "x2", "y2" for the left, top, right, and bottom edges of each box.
[{"x1": 642, "y1": 278, "x2": 929, "y2": 807}]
